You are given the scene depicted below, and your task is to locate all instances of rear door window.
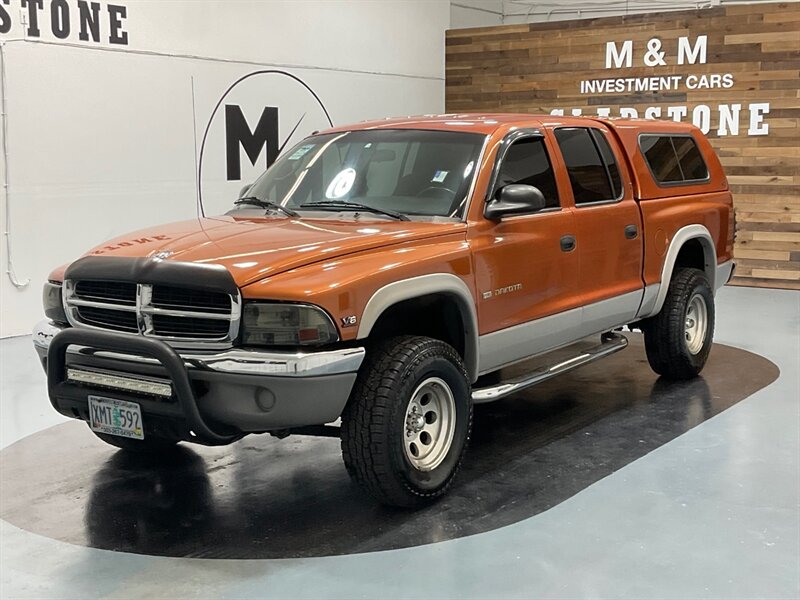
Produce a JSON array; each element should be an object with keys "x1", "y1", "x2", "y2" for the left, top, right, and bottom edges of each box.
[
  {"x1": 640, "y1": 135, "x2": 709, "y2": 184},
  {"x1": 554, "y1": 128, "x2": 621, "y2": 205},
  {"x1": 590, "y1": 130, "x2": 623, "y2": 198}
]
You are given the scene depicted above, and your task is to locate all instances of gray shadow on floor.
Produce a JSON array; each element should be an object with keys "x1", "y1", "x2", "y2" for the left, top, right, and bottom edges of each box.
[{"x1": 0, "y1": 335, "x2": 779, "y2": 558}]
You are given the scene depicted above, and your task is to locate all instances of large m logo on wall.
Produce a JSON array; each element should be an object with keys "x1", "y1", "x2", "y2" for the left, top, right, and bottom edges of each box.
[{"x1": 224, "y1": 105, "x2": 279, "y2": 181}]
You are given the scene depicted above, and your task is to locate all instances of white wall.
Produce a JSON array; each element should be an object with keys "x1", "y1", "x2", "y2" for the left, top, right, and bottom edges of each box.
[
  {"x1": 0, "y1": 0, "x2": 450, "y2": 337},
  {"x1": 451, "y1": 1, "x2": 503, "y2": 28}
]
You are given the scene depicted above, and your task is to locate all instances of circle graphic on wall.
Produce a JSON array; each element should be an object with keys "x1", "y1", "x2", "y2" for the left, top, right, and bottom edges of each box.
[{"x1": 197, "y1": 70, "x2": 333, "y2": 215}]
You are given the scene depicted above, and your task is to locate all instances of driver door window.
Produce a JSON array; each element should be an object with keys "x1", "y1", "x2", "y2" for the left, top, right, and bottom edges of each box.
[{"x1": 494, "y1": 137, "x2": 560, "y2": 208}]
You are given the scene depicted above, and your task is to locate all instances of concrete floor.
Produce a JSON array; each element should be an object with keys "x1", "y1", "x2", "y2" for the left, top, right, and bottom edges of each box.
[{"x1": 1, "y1": 285, "x2": 798, "y2": 599}]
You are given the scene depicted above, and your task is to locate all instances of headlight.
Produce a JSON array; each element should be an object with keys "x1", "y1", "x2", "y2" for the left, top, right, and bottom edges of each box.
[
  {"x1": 242, "y1": 303, "x2": 339, "y2": 347},
  {"x1": 43, "y1": 281, "x2": 68, "y2": 325}
]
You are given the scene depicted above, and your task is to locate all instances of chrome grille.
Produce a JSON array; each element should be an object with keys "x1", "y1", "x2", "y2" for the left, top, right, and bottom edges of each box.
[
  {"x1": 151, "y1": 285, "x2": 231, "y2": 314},
  {"x1": 74, "y1": 281, "x2": 136, "y2": 305},
  {"x1": 64, "y1": 279, "x2": 241, "y2": 348},
  {"x1": 78, "y1": 305, "x2": 139, "y2": 332},
  {"x1": 152, "y1": 314, "x2": 231, "y2": 338}
]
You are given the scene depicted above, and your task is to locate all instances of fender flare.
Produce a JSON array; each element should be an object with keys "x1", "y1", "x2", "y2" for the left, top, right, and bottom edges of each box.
[
  {"x1": 356, "y1": 274, "x2": 480, "y2": 382},
  {"x1": 639, "y1": 224, "x2": 716, "y2": 319}
]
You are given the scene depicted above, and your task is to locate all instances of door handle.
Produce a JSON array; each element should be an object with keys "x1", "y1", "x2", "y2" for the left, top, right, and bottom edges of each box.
[
  {"x1": 624, "y1": 224, "x2": 638, "y2": 239},
  {"x1": 560, "y1": 235, "x2": 576, "y2": 252}
]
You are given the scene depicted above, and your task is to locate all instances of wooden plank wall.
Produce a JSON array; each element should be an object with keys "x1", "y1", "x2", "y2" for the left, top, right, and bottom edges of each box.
[{"x1": 446, "y1": 2, "x2": 800, "y2": 289}]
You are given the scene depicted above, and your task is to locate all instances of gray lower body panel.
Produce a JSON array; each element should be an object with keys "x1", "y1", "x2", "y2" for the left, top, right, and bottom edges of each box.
[
  {"x1": 194, "y1": 370, "x2": 357, "y2": 432},
  {"x1": 478, "y1": 290, "x2": 643, "y2": 375}
]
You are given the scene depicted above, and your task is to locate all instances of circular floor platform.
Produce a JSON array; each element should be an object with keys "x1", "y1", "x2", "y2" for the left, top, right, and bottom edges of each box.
[{"x1": 0, "y1": 335, "x2": 778, "y2": 559}]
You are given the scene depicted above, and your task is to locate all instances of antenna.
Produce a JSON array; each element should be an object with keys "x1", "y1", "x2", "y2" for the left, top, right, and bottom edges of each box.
[{"x1": 190, "y1": 76, "x2": 204, "y2": 218}]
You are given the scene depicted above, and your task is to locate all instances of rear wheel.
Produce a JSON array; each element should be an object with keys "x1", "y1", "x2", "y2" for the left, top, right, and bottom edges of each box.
[
  {"x1": 643, "y1": 267, "x2": 715, "y2": 380},
  {"x1": 341, "y1": 336, "x2": 472, "y2": 508},
  {"x1": 92, "y1": 431, "x2": 179, "y2": 453}
]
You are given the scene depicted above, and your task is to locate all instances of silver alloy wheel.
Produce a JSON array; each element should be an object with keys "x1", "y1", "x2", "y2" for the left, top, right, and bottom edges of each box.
[
  {"x1": 403, "y1": 376, "x2": 457, "y2": 472},
  {"x1": 684, "y1": 293, "x2": 708, "y2": 355}
]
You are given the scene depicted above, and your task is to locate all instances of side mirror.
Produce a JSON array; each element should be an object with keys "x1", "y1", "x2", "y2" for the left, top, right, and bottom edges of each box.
[
  {"x1": 484, "y1": 184, "x2": 547, "y2": 220},
  {"x1": 239, "y1": 183, "x2": 252, "y2": 198}
]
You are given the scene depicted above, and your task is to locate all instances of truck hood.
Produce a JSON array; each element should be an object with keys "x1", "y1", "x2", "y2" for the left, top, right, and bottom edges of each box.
[{"x1": 81, "y1": 215, "x2": 466, "y2": 287}]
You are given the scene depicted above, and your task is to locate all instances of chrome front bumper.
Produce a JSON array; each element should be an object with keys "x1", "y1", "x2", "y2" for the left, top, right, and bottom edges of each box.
[
  {"x1": 34, "y1": 320, "x2": 366, "y2": 442},
  {"x1": 33, "y1": 320, "x2": 365, "y2": 378}
]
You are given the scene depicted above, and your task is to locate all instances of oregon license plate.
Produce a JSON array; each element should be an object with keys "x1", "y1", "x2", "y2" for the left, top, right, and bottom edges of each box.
[{"x1": 88, "y1": 395, "x2": 144, "y2": 440}]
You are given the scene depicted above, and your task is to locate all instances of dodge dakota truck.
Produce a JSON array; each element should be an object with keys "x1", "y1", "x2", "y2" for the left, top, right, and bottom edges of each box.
[{"x1": 33, "y1": 114, "x2": 735, "y2": 507}]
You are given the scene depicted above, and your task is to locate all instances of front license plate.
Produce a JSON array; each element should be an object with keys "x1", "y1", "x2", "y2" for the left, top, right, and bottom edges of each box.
[{"x1": 88, "y1": 395, "x2": 144, "y2": 440}]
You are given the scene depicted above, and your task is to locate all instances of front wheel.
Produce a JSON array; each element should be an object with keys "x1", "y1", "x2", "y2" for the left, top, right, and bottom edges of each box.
[
  {"x1": 642, "y1": 267, "x2": 715, "y2": 380},
  {"x1": 340, "y1": 336, "x2": 472, "y2": 508}
]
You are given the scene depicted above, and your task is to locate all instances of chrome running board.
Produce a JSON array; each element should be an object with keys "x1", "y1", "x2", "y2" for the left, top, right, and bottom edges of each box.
[{"x1": 471, "y1": 332, "x2": 629, "y2": 403}]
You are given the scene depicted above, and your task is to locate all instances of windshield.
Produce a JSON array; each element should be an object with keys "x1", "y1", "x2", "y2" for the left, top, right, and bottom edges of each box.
[{"x1": 239, "y1": 129, "x2": 485, "y2": 220}]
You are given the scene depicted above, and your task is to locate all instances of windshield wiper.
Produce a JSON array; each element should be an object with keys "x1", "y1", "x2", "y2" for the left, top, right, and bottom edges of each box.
[
  {"x1": 300, "y1": 201, "x2": 409, "y2": 221},
  {"x1": 234, "y1": 197, "x2": 299, "y2": 218}
]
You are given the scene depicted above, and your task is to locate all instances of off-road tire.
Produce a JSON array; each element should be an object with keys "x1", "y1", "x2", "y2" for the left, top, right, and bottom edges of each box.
[
  {"x1": 93, "y1": 431, "x2": 179, "y2": 453},
  {"x1": 643, "y1": 267, "x2": 715, "y2": 380},
  {"x1": 340, "y1": 336, "x2": 472, "y2": 508}
]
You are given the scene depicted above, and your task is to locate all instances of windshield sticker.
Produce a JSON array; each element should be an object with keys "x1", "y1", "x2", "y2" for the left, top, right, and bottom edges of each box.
[
  {"x1": 431, "y1": 170, "x2": 449, "y2": 183},
  {"x1": 326, "y1": 168, "x2": 356, "y2": 199},
  {"x1": 288, "y1": 145, "x2": 314, "y2": 160}
]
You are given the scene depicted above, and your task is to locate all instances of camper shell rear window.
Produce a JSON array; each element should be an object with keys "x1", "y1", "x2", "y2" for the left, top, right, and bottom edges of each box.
[{"x1": 639, "y1": 134, "x2": 709, "y2": 186}]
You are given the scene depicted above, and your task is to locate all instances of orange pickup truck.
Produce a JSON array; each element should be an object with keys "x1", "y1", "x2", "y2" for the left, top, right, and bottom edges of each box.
[{"x1": 34, "y1": 114, "x2": 735, "y2": 507}]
